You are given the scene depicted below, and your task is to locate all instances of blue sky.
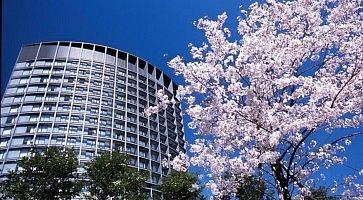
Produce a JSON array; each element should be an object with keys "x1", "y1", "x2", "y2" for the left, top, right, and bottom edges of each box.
[{"x1": 2, "y1": 0, "x2": 362, "y2": 196}]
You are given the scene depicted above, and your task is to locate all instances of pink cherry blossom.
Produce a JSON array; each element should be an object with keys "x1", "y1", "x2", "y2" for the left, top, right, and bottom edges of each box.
[{"x1": 146, "y1": 0, "x2": 363, "y2": 199}]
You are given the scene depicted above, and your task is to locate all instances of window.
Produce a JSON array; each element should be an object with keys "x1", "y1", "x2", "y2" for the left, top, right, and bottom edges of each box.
[
  {"x1": 43, "y1": 104, "x2": 56, "y2": 111},
  {"x1": 40, "y1": 114, "x2": 53, "y2": 122},
  {"x1": 114, "y1": 121, "x2": 124, "y2": 130},
  {"x1": 3, "y1": 163, "x2": 16, "y2": 172},
  {"x1": 18, "y1": 115, "x2": 30, "y2": 123},
  {"x1": 85, "y1": 128, "x2": 97, "y2": 136},
  {"x1": 98, "y1": 140, "x2": 110, "y2": 150},
  {"x1": 10, "y1": 106, "x2": 19, "y2": 113},
  {"x1": 151, "y1": 152, "x2": 159, "y2": 161},
  {"x1": 1, "y1": 139, "x2": 9, "y2": 147},
  {"x1": 126, "y1": 125, "x2": 136, "y2": 133},
  {"x1": 53, "y1": 125, "x2": 67, "y2": 133},
  {"x1": 46, "y1": 95, "x2": 58, "y2": 101},
  {"x1": 126, "y1": 134, "x2": 137, "y2": 143},
  {"x1": 14, "y1": 126, "x2": 27, "y2": 134},
  {"x1": 67, "y1": 137, "x2": 80, "y2": 146},
  {"x1": 88, "y1": 117, "x2": 98, "y2": 125},
  {"x1": 69, "y1": 126, "x2": 81, "y2": 135},
  {"x1": 2, "y1": 97, "x2": 13, "y2": 104},
  {"x1": 13, "y1": 96, "x2": 23, "y2": 103},
  {"x1": 99, "y1": 129, "x2": 111, "y2": 137},
  {"x1": 151, "y1": 142, "x2": 158, "y2": 150},
  {"x1": 127, "y1": 115, "x2": 137, "y2": 123},
  {"x1": 71, "y1": 115, "x2": 82, "y2": 123},
  {"x1": 83, "y1": 139, "x2": 96, "y2": 147},
  {"x1": 55, "y1": 114, "x2": 68, "y2": 122},
  {"x1": 139, "y1": 139, "x2": 147, "y2": 147},
  {"x1": 150, "y1": 132, "x2": 158, "y2": 140},
  {"x1": 11, "y1": 138, "x2": 24, "y2": 146},
  {"x1": 38, "y1": 125, "x2": 52, "y2": 133},
  {"x1": 5, "y1": 88, "x2": 17, "y2": 94},
  {"x1": 2, "y1": 127, "x2": 13, "y2": 136},
  {"x1": 5, "y1": 116, "x2": 16, "y2": 124},
  {"x1": 139, "y1": 150, "x2": 148, "y2": 158},
  {"x1": 19, "y1": 149, "x2": 29, "y2": 158},
  {"x1": 23, "y1": 137, "x2": 33, "y2": 145},
  {"x1": 129, "y1": 158, "x2": 137, "y2": 166},
  {"x1": 113, "y1": 131, "x2": 124, "y2": 140},
  {"x1": 151, "y1": 175, "x2": 160, "y2": 183},
  {"x1": 19, "y1": 78, "x2": 28, "y2": 84},
  {"x1": 32, "y1": 104, "x2": 41, "y2": 111},
  {"x1": 35, "y1": 136, "x2": 48, "y2": 145},
  {"x1": 48, "y1": 85, "x2": 59, "y2": 92},
  {"x1": 80, "y1": 151, "x2": 94, "y2": 159},
  {"x1": 126, "y1": 145, "x2": 137, "y2": 154},
  {"x1": 139, "y1": 161, "x2": 148, "y2": 169},
  {"x1": 152, "y1": 164, "x2": 160, "y2": 172},
  {"x1": 51, "y1": 137, "x2": 65, "y2": 145},
  {"x1": 1, "y1": 106, "x2": 10, "y2": 114}
]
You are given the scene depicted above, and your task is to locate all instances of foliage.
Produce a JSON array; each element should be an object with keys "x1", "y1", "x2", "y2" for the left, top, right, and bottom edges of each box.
[
  {"x1": 304, "y1": 187, "x2": 337, "y2": 200},
  {"x1": 146, "y1": 0, "x2": 363, "y2": 199},
  {"x1": 235, "y1": 176, "x2": 272, "y2": 200},
  {"x1": 221, "y1": 175, "x2": 273, "y2": 200},
  {"x1": 85, "y1": 151, "x2": 148, "y2": 200},
  {"x1": 0, "y1": 147, "x2": 82, "y2": 200},
  {"x1": 160, "y1": 170, "x2": 205, "y2": 200}
]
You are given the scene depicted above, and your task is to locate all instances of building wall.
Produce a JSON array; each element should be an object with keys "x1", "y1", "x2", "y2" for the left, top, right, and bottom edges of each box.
[{"x1": 0, "y1": 41, "x2": 185, "y2": 198}]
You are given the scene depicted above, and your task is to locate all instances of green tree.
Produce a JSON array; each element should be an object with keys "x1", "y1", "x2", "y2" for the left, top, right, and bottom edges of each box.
[
  {"x1": 220, "y1": 175, "x2": 274, "y2": 200},
  {"x1": 161, "y1": 170, "x2": 205, "y2": 200},
  {"x1": 304, "y1": 187, "x2": 337, "y2": 200},
  {"x1": 85, "y1": 151, "x2": 148, "y2": 200},
  {"x1": 0, "y1": 147, "x2": 82, "y2": 200},
  {"x1": 235, "y1": 176, "x2": 273, "y2": 200}
]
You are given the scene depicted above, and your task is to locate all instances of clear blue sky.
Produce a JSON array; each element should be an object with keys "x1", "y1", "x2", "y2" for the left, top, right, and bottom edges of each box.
[{"x1": 2, "y1": 0, "x2": 362, "y2": 196}]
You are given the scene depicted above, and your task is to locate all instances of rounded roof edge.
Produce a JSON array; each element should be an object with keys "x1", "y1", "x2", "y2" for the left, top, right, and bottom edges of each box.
[{"x1": 22, "y1": 41, "x2": 181, "y2": 87}]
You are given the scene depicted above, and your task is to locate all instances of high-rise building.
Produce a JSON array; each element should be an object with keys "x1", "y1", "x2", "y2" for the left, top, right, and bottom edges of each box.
[{"x1": 0, "y1": 41, "x2": 185, "y2": 198}]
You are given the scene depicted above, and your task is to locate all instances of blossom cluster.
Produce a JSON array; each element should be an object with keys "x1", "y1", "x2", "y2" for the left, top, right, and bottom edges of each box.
[{"x1": 147, "y1": 0, "x2": 363, "y2": 199}]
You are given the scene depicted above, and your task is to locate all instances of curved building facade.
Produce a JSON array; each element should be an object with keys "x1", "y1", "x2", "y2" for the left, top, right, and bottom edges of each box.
[{"x1": 0, "y1": 41, "x2": 185, "y2": 198}]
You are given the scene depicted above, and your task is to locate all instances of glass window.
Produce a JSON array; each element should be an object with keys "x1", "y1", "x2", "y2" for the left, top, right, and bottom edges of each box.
[
  {"x1": 139, "y1": 161, "x2": 148, "y2": 169},
  {"x1": 2, "y1": 97, "x2": 13, "y2": 104},
  {"x1": 18, "y1": 115, "x2": 31, "y2": 123},
  {"x1": 9, "y1": 78, "x2": 20, "y2": 85},
  {"x1": 23, "y1": 137, "x2": 33, "y2": 145},
  {"x1": 53, "y1": 125, "x2": 67, "y2": 133},
  {"x1": 35, "y1": 136, "x2": 49, "y2": 145},
  {"x1": 3, "y1": 163, "x2": 17, "y2": 172},
  {"x1": 48, "y1": 85, "x2": 60, "y2": 92},
  {"x1": 43, "y1": 103, "x2": 56, "y2": 111},
  {"x1": 2, "y1": 127, "x2": 13, "y2": 136},
  {"x1": 5, "y1": 88, "x2": 17, "y2": 94},
  {"x1": 99, "y1": 129, "x2": 111, "y2": 137},
  {"x1": 13, "y1": 96, "x2": 24, "y2": 103},
  {"x1": 126, "y1": 134, "x2": 137, "y2": 143},
  {"x1": 0, "y1": 139, "x2": 9, "y2": 147},
  {"x1": 0, "y1": 151, "x2": 5, "y2": 159},
  {"x1": 19, "y1": 149, "x2": 29, "y2": 158},
  {"x1": 84, "y1": 128, "x2": 97, "y2": 136},
  {"x1": 51, "y1": 137, "x2": 65, "y2": 145},
  {"x1": 126, "y1": 145, "x2": 137, "y2": 154},
  {"x1": 67, "y1": 138, "x2": 81, "y2": 145},
  {"x1": 40, "y1": 114, "x2": 53, "y2": 122},
  {"x1": 11, "y1": 138, "x2": 24, "y2": 146},
  {"x1": 10, "y1": 106, "x2": 19, "y2": 113},
  {"x1": 32, "y1": 104, "x2": 41, "y2": 111},
  {"x1": 38, "y1": 125, "x2": 52, "y2": 133},
  {"x1": 151, "y1": 152, "x2": 159, "y2": 161}
]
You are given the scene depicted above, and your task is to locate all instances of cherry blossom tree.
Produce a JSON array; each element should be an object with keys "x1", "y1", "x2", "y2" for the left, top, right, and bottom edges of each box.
[{"x1": 147, "y1": 0, "x2": 363, "y2": 199}]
